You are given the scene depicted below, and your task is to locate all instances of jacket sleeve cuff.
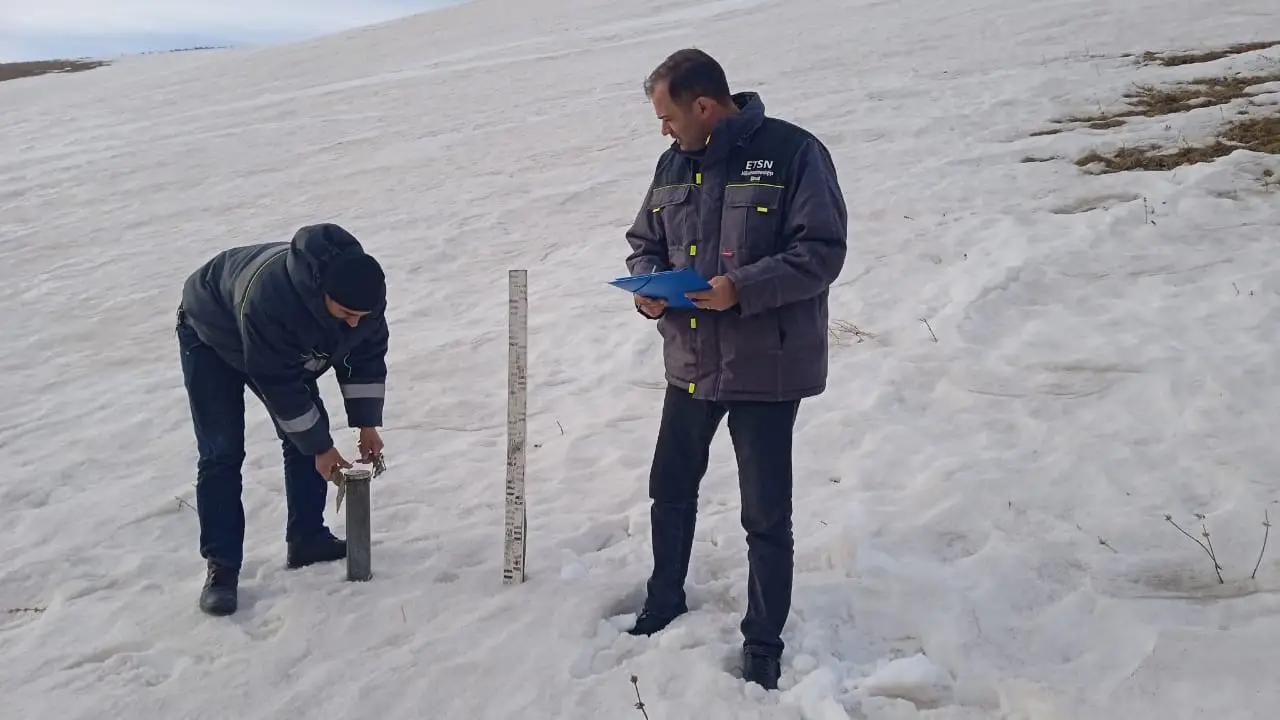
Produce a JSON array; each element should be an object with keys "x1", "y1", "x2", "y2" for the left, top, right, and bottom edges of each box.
[
  {"x1": 724, "y1": 268, "x2": 773, "y2": 317},
  {"x1": 635, "y1": 304, "x2": 665, "y2": 320},
  {"x1": 343, "y1": 398, "x2": 385, "y2": 428}
]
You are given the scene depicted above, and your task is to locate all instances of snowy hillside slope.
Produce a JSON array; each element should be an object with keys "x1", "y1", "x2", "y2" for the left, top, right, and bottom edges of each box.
[{"x1": 2, "y1": 0, "x2": 1280, "y2": 717}]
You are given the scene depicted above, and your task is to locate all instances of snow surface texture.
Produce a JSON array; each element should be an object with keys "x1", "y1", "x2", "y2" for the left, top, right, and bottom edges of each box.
[{"x1": 3, "y1": 0, "x2": 1280, "y2": 717}]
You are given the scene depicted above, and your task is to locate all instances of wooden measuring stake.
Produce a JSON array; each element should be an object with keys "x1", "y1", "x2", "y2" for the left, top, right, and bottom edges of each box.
[
  {"x1": 343, "y1": 467, "x2": 373, "y2": 582},
  {"x1": 504, "y1": 269, "x2": 528, "y2": 585}
]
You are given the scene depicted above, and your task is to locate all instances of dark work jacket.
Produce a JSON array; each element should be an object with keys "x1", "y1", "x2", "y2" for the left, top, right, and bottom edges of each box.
[
  {"x1": 179, "y1": 223, "x2": 389, "y2": 455},
  {"x1": 625, "y1": 92, "x2": 848, "y2": 402}
]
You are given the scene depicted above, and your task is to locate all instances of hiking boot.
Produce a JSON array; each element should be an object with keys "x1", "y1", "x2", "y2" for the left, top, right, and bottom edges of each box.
[
  {"x1": 199, "y1": 563, "x2": 239, "y2": 616},
  {"x1": 742, "y1": 651, "x2": 781, "y2": 690},
  {"x1": 626, "y1": 603, "x2": 687, "y2": 636},
  {"x1": 286, "y1": 529, "x2": 347, "y2": 569}
]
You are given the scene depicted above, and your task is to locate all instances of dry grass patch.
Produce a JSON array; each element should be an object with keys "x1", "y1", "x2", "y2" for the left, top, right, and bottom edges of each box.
[
  {"x1": 1139, "y1": 42, "x2": 1279, "y2": 67},
  {"x1": 0, "y1": 59, "x2": 108, "y2": 83},
  {"x1": 1062, "y1": 70, "x2": 1280, "y2": 124},
  {"x1": 1075, "y1": 142, "x2": 1236, "y2": 173},
  {"x1": 1030, "y1": 41, "x2": 1280, "y2": 174},
  {"x1": 1224, "y1": 115, "x2": 1280, "y2": 154},
  {"x1": 1075, "y1": 115, "x2": 1280, "y2": 173}
]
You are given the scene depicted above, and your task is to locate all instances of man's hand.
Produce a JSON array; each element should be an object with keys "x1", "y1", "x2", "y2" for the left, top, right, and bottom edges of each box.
[
  {"x1": 686, "y1": 275, "x2": 738, "y2": 311},
  {"x1": 358, "y1": 427, "x2": 384, "y2": 463},
  {"x1": 315, "y1": 446, "x2": 351, "y2": 482},
  {"x1": 635, "y1": 294, "x2": 668, "y2": 319}
]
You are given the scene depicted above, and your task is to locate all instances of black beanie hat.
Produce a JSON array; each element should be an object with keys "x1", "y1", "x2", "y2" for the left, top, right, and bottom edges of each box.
[{"x1": 322, "y1": 252, "x2": 386, "y2": 312}]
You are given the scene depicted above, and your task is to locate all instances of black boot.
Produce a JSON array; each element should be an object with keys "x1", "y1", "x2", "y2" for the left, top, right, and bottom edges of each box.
[
  {"x1": 626, "y1": 602, "x2": 688, "y2": 636},
  {"x1": 286, "y1": 529, "x2": 347, "y2": 569},
  {"x1": 199, "y1": 563, "x2": 239, "y2": 616},
  {"x1": 742, "y1": 651, "x2": 781, "y2": 690}
]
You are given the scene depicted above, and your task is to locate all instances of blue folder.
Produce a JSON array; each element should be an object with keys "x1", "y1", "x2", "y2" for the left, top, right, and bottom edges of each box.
[{"x1": 609, "y1": 267, "x2": 710, "y2": 309}]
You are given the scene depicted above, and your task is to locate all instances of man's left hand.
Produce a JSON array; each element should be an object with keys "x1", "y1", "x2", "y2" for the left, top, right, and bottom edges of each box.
[
  {"x1": 686, "y1": 275, "x2": 738, "y2": 311},
  {"x1": 358, "y1": 427, "x2": 384, "y2": 463}
]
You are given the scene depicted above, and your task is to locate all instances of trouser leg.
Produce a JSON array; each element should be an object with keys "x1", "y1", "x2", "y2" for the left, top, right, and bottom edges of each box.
[
  {"x1": 644, "y1": 384, "x2": 727, "y2": 613},
  {"x1": 178, "y1": 317, "x2": 248, "y2": 571},
  {"x1": 727, "y1": 398, "x2": 801, "y2": 658},
  {"x1": 249, "y1": 380, "x2": 332, "y2": 543}
]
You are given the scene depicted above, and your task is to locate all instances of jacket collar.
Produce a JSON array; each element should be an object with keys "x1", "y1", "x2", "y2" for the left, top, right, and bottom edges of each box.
[{"x1": 671, "y1": 91, "x2": 766, "y2": 165}]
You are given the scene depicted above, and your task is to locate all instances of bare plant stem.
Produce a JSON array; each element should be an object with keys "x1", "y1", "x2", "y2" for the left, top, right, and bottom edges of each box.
[
  {"x1": 1252, "y1": 509, "x2": 1271, "y2": 580},
  {"x1": 630, "y1": 675, "x2": 650, "y2": 719},
  {"x1": 1165, "y1": 514, "x2": 1224, "y2": 583},
  {"x1": 919, "y1": 317, "x2": 938, "y2": 342},
  {"x1": 1202, "y1": 525, "x2": 1219, "y2": 568}
]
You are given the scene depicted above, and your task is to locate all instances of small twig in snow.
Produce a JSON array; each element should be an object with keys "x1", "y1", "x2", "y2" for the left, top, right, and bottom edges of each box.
[
  {"x1": 919, "y1": 317, "x2": 938, "y2": 342},
  {"x1": 1164, "y1": 514, "x2": 1223, "y2": 583},
  {"x1": 556, "y1": 420, "x2": 564, "y2": 435},
  {"x1": 630, "y1": 675, "x2": 650, "y2": 719},
  {"x1": 1252, "y1": 509, "x2": 1271, "y2": 580},
  {"x1": 175, "y1": 496, "x2": 196, "y2": 512},
  {"x1": 1098, "y1": 537, "x2": 1118, "y2": 553},
  {"x1": 828, "y1": 319, "x2": 875, "y2": 346},
  {"x1": 6, "y1": 606, "x2": 46, "y2": 614},
  {"x1": 1201, "y1": 524, "x2": 1221, "y2": 580}
]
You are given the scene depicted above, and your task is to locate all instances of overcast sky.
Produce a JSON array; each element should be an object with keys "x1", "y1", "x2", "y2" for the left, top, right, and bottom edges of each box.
[{"x1": 0, "y1": 0, "x2": 461, "y2": 62}]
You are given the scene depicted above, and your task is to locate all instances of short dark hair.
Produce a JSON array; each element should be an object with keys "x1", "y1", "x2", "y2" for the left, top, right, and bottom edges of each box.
[{"x1": 643, "y1": 48, "x2": 731, "y2": 105}]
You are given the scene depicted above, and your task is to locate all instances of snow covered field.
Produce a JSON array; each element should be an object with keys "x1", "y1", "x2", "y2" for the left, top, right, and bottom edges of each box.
[{"x1": 3, "y1": 0, "x2": 1280, "y2": 717}]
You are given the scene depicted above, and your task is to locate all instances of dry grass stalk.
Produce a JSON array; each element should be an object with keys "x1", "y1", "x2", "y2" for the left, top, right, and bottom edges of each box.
[
  {"x1": 1165, "y1": 513, "x2": 1224, "y2": 584},
  {"x1": 630, "y1": 675, "x2": 650, "y2": 719}
]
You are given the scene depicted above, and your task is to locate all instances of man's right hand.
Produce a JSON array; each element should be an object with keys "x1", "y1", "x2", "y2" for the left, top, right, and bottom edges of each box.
[
  {"x1": 635, "y1": 295, "x2": 667, "y2": 319},
  {"x1": 315, "y1": 446, "x2": 351, "y2": 482}
]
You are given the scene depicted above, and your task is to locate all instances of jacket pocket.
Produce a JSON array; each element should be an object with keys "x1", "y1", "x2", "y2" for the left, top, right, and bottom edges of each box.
[
  {"x1": 649, "y1": 183, "x2": 696, "y2": 267},
  {"x1": 719, "y1": 309, "x2": 784, "y2": 396},
  {"x1": 656, "y1": 311, "x2": 699, "y2": 384},
  {"x1": 721, "y1": 183, "x2": 784, "y2": 268}
]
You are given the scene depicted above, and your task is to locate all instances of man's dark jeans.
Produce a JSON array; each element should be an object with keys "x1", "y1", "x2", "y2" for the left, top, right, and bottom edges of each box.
[
  {"x1": 643, "y1": 383, "x2": 800, "y2": 659},
  {"x1": 176, "y1": 315, "x2": 330, "y2": 571}
]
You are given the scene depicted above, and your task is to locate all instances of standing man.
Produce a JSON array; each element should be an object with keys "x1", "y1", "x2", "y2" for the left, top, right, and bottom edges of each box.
[
  {"x1": 623, "y1": 48, "x2": 848, "y2": 690},
  {"x1": 175, "y1": 222, "x2": 390, "y2": 616}
]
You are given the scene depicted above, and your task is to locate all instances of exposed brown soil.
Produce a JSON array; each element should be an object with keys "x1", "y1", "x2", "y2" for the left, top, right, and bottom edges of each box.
[{"x1": 0, "y1": 59, "x2": 108, "y2": 83}]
